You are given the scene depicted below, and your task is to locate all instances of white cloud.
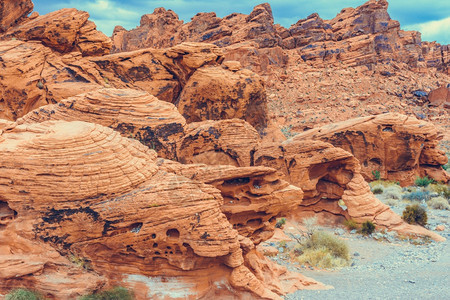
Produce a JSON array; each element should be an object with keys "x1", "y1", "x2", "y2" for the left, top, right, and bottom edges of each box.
[
  {"x1": 405, "y1": 17, "x2": 450, "y2": 44},
  {"x1": 64, "y1": 0, "x2": 141, "y2": 34}
]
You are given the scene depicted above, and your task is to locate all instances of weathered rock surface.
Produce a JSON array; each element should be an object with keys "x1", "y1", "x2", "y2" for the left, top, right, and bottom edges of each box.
[
  {"x1": 1, "y1": 8, "x2": 111, "y2": 56},
  {"x1": 177, "y1": 119, "x2": 260, "y2": 166},
  {"x1": 177, "y1": 66, "x2": 268, "y2": 131},
  {"x1": 0, "y1": 0, "x2": 33, "y2": 33},
  {"x1": 428, "y1": 85, "x2": 450, "y2": 107},
  {"x1": 158, "y1": 158, "x2": 303, "y2": 244},
  {"x1": 254, "y1": 138, "x2": 444, "y2": 241},
  {"x1": 112, "y1": 1, "x2": 448, "y2": 73},
  {"x1": 0, "y1": 40, "x2": 227, "y2": 121},
  {"x1": 0, "y1": 120, "x2": 325, "y2": 298},
  {"x1": 294, "y1": 113, "x2": 449, "y2": 185},
  {"x1": 18, "y1": 88, "x2": 186, "y2": 159}
]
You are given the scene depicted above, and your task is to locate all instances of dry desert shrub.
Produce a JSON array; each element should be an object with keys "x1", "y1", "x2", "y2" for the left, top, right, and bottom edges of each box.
[
  {"x1": 295, "y1": 230, "x2": 350, "y2": 269},
  {"x1": 428, "y1": 196, "x2": 450, "y2": 210},
  {"x1": 402, "y1": 204, "x2": 427, "y2": 226}
]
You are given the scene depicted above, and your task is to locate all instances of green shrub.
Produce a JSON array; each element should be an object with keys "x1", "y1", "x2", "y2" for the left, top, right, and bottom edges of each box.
[
  {"x1": 343, "y1": 219, "x2": 359, "y2": 230},
  {"x1": 80, "y1": 287, "x2": 133, "y2": 300},
  {"x1": 428, "y1": 197, "x2": 450, "y2": 210},
  {"x1": 5, "y1": 289, "x2": 45, "y2": 300},
  {"x1": 275, "y1": 217, "x2": 286, "y2": 228},
  {"x1": 415, "y1": 176, "x2": 435, "y2": 187},
  {"x1": 361, "y1": 221, "x2": 375, "y2": 235},
  {"x1": 402, "y1": 204, "x2": 427, "y2": 226},
  {"x1": 372, "y1": 170, "x2": 381, "y2": 180}
]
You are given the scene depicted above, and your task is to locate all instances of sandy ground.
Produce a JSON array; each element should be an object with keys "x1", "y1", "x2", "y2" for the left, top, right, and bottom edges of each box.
[{"x1": 261, "y1": 193, "x2": 450, "y2": 300}]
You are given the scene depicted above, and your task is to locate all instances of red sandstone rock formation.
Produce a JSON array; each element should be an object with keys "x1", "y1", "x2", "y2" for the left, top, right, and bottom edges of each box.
[
  {"x1": 111, "y1": 1, "x2": 448, "y2": 73},
  {"x1": 0, "y1": 120, "x2": 324, "y2": 299},
  {"x1": 254, "y1": 138, "x2": 444, "y2": 241},
  {"x1": 158, "y1": 159, "x2": 303, "y2": 244},
  {"x1": 428, "y1": 85, "x2": 450, "y2": 107},
  {"x1": 294, "y1": 113, "x2": 449, "y2": 185},
  {"x1": 0, "y1": 0, "x2": 33, "y2": 33},
  {"x1": 176, "y1": 119, "x2": 260, "y2": 166},
  {"x1": 0, "y1": 8, "x2": 111, "y2": 56},
  {"x1": 18, "y1": 88, "x2": 186, "y2": 159},
  {"x1": 177, "y1": 65, "x2": 268, "y2": 131}
]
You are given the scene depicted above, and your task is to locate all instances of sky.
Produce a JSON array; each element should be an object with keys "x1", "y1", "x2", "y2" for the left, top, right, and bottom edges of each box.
[{"x1": 33, "y1": 0, "x2": 449, "y2": 44}]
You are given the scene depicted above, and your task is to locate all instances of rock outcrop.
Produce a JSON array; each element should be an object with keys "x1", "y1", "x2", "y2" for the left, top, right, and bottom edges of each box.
[
  {"x1": 0, "y1": 120, "x2": 324, "y2": 299},
  {"x1": 177, "y1": 119, "x2": 260, "y2": 166},
  {"x1": 428, "y1": 85, "x2": 450, "y2": 107},
  {"x1": 254, "y1": 139, "x2": 444, "y2": 241},
  {"x1": 294, "y1": 113, "x2": 449, "y2": 185},
  {"x1": 18, "y1": 88, "x2": 186, "y2": 159},
  {"x1": 0, "y1": 0, "x2": 33, "y2": 33},
  {"x1": 176, "y1": 66, "x2": 268, "y2": 131},
  {"x1": 111, "y1": 1, "x2": 449, "y2": 73},
  {"x1": 158, "y1": 159, "x2": 304, "y2": 244},
  {"x1": 1, "y1": 8, "x2": 111, "y2": 56}
]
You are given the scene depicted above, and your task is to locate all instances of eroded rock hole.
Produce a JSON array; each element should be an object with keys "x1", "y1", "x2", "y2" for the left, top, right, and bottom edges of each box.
[
  {"x1": 130, "y1": 222, "x2": 143, "y2": 233},
  {"x1": 151, "y1": 233, "x2": 156, "y2": 239},
  {"x1": 153, "y1": 243, "x2": 158, "y2": 248},
  {"x1": 0, "y1": 201, "x2": 17, "y2": 226},
  {"x1": 166, "y1": 228, "x2": 180, "y2": 238},
  {"x1": 224, "y1": 177, "x2": 250, "y2": 185}
]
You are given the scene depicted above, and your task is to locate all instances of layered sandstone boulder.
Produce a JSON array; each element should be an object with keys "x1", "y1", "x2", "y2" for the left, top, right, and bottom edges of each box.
[
  {"x1": 428, "y1": 85, "x2": 450, "y2": 107},
  {"x1": 177, "y1": 66, "x2": 268, "y2": 131},
  {"x1": 177, "y1": 119, "x2": 260, "y2": 166},
  {"x1": 0, "y1": 0, "x2": 33, "y2": 33},
  {"x1": 294, "y1": 113, "x2": 449, "y2": 185},
  {"x1": 173, "y1": 118, "x2": 443, "y2": 240},
  {"x1": 1, "y1": 8, "x2": 111, "y2": 56},
  {"x1": 18, "y1": 88, "x2": 186, "y2": 159},
  {"x1": 0, "y1": 120, "x2": 324, "y2": 299},
  {"x1": 158, "y1": 159, "x2": 303, "y2": 244},
  {"x1": 0, "y1": 40, "x2": 226, "y2": 121}
]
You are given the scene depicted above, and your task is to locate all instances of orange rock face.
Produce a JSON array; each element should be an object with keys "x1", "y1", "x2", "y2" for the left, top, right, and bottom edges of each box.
[
  {"x1": 0, "y1": 0, "x2": 33, "y2": 33},
  {"x1": 177, "y1": 65, "x2": 269, "y2": 130},
  {"x1": 0, "y1": 120, "x2": 325, "y2": 298},
  {"x1": 18, "y1": 88, "x2": 186, "y2": 159},
  {"x1": 294, "y1": 113, "x2": 449, "y2": 185},
  {"x1": 177, "y1": 119, "x2": 260, "y2": 166},
  {"x1": 1, "y1": 8, "x2": 111, "y2": 56},
  {"x1": 112, "y1": 1, "x2": 448, "y2": 73},
  {"x1": 428, "y1": 85, "x2": 450, "y2": 107},
  {"x1": 158, "y1": 159, "x2": 304, "y2": 244}
]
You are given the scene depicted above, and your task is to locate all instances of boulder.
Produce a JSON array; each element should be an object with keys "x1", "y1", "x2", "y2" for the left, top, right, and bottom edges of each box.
[
  {"x1": 18, "y1": 88, "x2": 186, "y2": 159},
  {"x1": 0, "y1": 40, "x2": 223, "y2": 121},
  {"x1": 0, "y1": 120, "x2": 325, "y2": 298},
  {"x1": 176, "y1": 119, "x2": 260, "y2": 166},
  {"x1": 0, "y1": 0, "x2": 33, "y2": 33},
  {"x1": 158, "y1": 159, "x2": 304, "y2": 244},
  {"x1": 428, "y1": 85, "x2": 449, "y2": 107},
  {"x1": 176, "y1": 66, "x2": 268, "y2": 131},
  {"x1": 294, "y1": 113, "x2": 449, "y2": 185},
  {"x1": 1, "y1": 8, "x2": 111, "y2": 56}
]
